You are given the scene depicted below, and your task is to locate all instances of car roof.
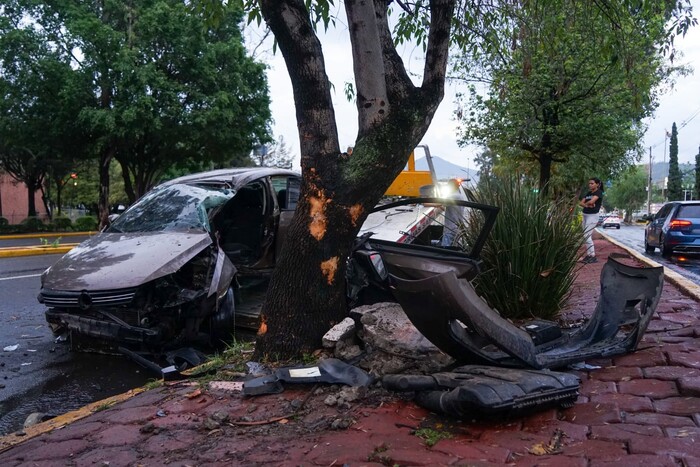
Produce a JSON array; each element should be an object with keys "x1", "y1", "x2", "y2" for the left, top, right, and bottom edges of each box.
[
  {"x1": 159, "y1": 167, "x2": 300, "y2": 190},
  {"x1": 663, "y1": 200, "x2": 700, "y2": 206}
]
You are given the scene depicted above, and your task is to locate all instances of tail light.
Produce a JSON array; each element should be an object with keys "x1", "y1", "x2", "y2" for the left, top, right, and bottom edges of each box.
[{"x1": 669, "y1": 219, "x2": 692, "y2": 230}]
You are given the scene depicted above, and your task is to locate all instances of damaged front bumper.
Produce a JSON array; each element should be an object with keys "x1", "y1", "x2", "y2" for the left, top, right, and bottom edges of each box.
[
  {"x1": 45, "y1": 309, "x2": 163, "y2": 346},
  {"x1": 390, "y1": 254, "x2": 664, "y2": 369}
]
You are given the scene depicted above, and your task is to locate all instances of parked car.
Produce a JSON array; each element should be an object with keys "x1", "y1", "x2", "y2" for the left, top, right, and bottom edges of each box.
[
  {"x1": 601, "y1": 214, "x2": 621, "y2": 229},
  {"x1": 40, "y1": 168, "x2": 301, "y2": 351},
  {"x1": 644, "y1": 201, "x2": 700, "y2": 256}
]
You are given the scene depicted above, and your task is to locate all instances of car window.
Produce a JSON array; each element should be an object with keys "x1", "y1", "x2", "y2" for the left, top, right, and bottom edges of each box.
[
  {"x1": 107, "y1": 183, "x2": 234, "y2": 233},
  {"x1": 656, "y1": 205, "x2": 672, "y2": 219},
  {"x1": 677, "y1": 205, "x2": 700, "y2": 218}
]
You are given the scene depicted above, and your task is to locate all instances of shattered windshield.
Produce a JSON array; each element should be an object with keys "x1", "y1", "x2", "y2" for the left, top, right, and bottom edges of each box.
[{"x1": 106, "y1": 183, "x2": 235, "y2": 233}]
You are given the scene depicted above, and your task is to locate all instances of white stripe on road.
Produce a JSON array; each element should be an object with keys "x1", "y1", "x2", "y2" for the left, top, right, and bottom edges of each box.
[{"x1": 0, "y1": 273, "x2": 42, "y2": 281}]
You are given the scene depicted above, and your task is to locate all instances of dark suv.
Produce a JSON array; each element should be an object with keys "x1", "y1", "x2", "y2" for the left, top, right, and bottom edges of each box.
[{"x1": 644, "y1": 201, "x2": 700, "y2": 256}]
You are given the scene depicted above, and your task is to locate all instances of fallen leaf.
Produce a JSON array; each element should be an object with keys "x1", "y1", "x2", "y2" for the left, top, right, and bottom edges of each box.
[{"x1": 186, "y1": 389, "x2": 202, "y2": 399}]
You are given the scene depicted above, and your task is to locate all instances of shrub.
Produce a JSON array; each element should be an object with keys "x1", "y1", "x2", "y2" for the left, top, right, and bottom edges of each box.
[
  {"x1": 52, "y1": 216, "x2": 73, "y2": 231},
  {"x1": 0, "y1": 217, "x2": 8, "y2": 226},
  {"x1": 20, "y1": 216, "x2": 45, "y2": 233},
  {"x1": 461, "y1": 175, "x2": 583, "y2": 320},
  {"x1": 74, "y1": 216, "x2": 98, "y2": 231}
]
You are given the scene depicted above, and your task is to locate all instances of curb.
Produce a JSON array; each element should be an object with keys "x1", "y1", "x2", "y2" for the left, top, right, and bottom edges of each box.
[
  {"x1": 597, "y1": 228, "x2": 700, "y2": 301},
  {"x1": 0, "y1": 232, "x2": 95, "y2": 240},
  {"x1": 0, "y1": 245, "x2": 78, "y2": 258},
  {"x1": 0, "y1": 387, "x2": 147, "y2": 454}
]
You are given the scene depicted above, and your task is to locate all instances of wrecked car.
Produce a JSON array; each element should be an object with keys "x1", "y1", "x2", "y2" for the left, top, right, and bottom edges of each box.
[{"x1": 39, "y1": 168, "x2": 301, "y2": 351}]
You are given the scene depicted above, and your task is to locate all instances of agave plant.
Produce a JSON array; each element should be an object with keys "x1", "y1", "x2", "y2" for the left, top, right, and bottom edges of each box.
[{"x1": 462, "y1": 176, "x2": 583, "y2": 320}]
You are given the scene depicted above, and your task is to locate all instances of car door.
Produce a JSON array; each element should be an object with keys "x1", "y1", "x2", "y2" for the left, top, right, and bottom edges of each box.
[
  {"x1": 272, "y1": 175, "x2": 301, "y2": 261},
  {"x1": 648, "y1": 204, "x2": 671, "y2": 245}
]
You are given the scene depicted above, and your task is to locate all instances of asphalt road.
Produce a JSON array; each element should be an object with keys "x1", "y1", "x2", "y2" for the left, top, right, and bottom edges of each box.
[
  {"x1": 0, "y1": 253, "x2": 150, "y2": 436},
  {"x1": 599, "y1": 223, "x2": 700, "y2": 285}
]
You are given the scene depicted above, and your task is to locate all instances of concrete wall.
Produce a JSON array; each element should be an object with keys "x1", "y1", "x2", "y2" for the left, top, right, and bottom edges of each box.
[{"x1": 0, "y1": 173, "x2": 48, "y2": 224}]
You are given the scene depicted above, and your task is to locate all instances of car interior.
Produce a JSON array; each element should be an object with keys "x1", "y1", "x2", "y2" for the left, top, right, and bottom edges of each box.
[{"x1": 216, "y1": 181, "x2": 268, "y2": 264}]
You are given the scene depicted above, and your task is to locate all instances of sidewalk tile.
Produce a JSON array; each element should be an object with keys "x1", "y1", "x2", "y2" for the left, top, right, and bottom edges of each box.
[{"x1": 618, "y1": 378, "x2": 678, "y2": 398}]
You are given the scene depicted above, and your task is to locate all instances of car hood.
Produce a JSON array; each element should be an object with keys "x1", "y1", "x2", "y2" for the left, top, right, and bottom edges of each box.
[{"x1": 42, "y1": 231, "x2": 213, "y2": 291}]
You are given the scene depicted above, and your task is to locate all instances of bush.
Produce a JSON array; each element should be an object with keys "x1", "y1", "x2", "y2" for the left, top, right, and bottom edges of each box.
[
  {"x1": 20, "y1": 217, "x2": 45, "y2": 233},
  {"x1": 462, "y1": 176, "x2": 583, "y2": 320},
  {"x1": 74, "y1": 216, "x2": 98, "y2": 232},
  {"x1": 52, "y1": 216, "x2": 73, "y2": 231},
  {"x1": 0, "y1": 217, "x2": 8, "y2": 226}
]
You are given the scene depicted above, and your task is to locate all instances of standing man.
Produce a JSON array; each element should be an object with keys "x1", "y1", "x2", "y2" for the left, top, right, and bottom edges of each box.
[{"x1": 578, "y1": 178, "x2": 603, "y2": 264}]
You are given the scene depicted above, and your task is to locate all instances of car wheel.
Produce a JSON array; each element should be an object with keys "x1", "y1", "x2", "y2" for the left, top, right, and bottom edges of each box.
[
  {"x1": 644, "y1": 235, "x2": 655, "y2": 253},
  {"x1": 616, "y1": 225, "x2": 620, "y2": 229},
  {"x1": 659, "y1": 235, "x2": 672, "y2": 257}
]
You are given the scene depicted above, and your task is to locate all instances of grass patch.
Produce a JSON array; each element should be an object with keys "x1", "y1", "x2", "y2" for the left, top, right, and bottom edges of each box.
[{"x1": 414, "y1": 427, "x2": 453, "y2": 447}]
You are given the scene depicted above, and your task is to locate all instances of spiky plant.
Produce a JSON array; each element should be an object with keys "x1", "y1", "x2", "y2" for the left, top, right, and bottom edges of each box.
[{"x1": 463, "y1": 175, "x2": 583, "y2": 320}]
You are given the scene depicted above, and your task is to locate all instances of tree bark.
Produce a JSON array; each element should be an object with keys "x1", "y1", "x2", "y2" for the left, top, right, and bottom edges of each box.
[
  {"x1": 97, "y1": 146, "x2": 114, "y2": 229},
  {"x1": 255, "y1": 0, "x2": 455, "y2": 359}
]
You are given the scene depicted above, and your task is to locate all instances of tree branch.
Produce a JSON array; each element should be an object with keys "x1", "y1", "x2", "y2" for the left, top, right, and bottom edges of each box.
[{"x1": 345, "y1": 0, "x2": 389, "y2": 132}]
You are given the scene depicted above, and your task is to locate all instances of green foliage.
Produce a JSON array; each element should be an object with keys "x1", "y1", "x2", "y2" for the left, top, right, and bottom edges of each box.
[
  {"x1": 2, "y1": 0, "x2": 272, "y2": 211},
  {"x1": 454, "y1": 0, "x2": 692, "y2": 192},
  {"x1": 20, "y1": 217, "x2": 45, "y2": 232},
  {"x1": 414, "y1": 428, "x2": 453, "y2": 447},
  {"x1": 667, "y1": 123, "x2": 682, "y2": 201},
  {"x1": 463, "y1": 175, "x2": 583, "y2": 320},
  {"x1": 52, "y1": 216, "x2": 73, "y2": 231},
  {"x1": 695, "y1": 152, "x2": 700, "y2": 201},
  {"x1": 74, "y1": 216, "x2": 98, "y2": 232},
  {"x1": 0, "y1": 217, "x2": 8, "y2": 226},
  {"x1": 605, "y1": 166, "x2": 648, "y2": 221}
]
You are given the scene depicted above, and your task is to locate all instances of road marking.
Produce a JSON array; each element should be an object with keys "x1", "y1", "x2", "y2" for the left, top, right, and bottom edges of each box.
[{"x1": 0, "y1": 273, "x2": 42, "y2": 281}]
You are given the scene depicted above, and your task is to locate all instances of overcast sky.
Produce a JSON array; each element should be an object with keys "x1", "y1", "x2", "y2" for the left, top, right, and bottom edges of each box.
[{"x1": 253, "y1": 2, "x2": 700, "y2": 171}]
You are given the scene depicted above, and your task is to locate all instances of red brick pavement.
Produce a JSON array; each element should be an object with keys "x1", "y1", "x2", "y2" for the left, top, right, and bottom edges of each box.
[{"x1": 1, "y1": 235, "x2": 699, "y2": 466}]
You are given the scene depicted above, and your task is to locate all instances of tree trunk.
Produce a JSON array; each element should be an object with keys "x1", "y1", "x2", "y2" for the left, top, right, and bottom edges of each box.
[
  {"x1": 26, "y1": 181, "x2": 37, "y2": 218},
  {"x1": 98, "y1": 146, "x2": 114, "y2": 229},
  {"x1": 255, "y1": 0, "x2": 454, "y2": 359}
]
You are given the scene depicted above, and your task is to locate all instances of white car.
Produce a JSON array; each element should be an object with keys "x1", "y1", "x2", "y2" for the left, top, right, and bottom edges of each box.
[{"x1": 602, "y1": 215, "x2": 621, "y2": 229}]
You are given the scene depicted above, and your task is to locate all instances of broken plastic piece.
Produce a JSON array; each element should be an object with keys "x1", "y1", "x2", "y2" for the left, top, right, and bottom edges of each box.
[
  {"x1": 390, "y1": 255, "x2": 663, "y2": 369},
  {"x1": 243, "y1": 358, "x2": 373, "y2": 396},
  {"x1": 3, "y1": 344, "x2": 19, "y2": 352},
  {"x1": 382, "y1": 365, "x2": 580, "y2": 418}
]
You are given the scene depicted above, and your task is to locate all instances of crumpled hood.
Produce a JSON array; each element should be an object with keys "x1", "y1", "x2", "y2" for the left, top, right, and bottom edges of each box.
[{"x1": 42, "y1": 231, "x2": 213, "y2": 291}]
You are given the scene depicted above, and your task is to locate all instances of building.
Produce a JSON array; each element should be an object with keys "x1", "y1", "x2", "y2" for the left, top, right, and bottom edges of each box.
[{"x1": 0, "y1": 173, "x2": 48, "y2": 224}]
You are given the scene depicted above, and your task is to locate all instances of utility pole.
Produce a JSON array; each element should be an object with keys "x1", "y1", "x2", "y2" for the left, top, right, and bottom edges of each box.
[{"x1": 647, "y1": 146, "x2": 653, "y2": 216}]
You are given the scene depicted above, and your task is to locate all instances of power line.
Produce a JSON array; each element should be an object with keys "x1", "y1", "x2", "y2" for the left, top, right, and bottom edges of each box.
[{"x1": 648, "y1": 104, "x2": 700, "y2": 150}]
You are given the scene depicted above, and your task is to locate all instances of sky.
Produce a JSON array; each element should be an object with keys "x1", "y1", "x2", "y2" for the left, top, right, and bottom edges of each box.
[{"x1": 251, "y1": 2, "x2": 700, "y2": 171}]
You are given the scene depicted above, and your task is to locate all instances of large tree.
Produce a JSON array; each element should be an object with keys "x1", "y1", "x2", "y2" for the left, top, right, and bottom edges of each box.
[
  {"x1": 230, "y1": 0, "x2": 694, "y2": 360},
  {"x1": 667, "y1": 122, "x2": 682, "y2": 200},
  {"x1": 454, "y1": 0, "x2": 692, "y2": 193},
  {"x1": 695, "y1": 147, "x2": 700, "y2": 200},
  {"x1": 248, "y1": 0, "x2": 456, "y2": 358},
  {"x1": 605, "y1": 166, "x2": 648, "y2": 222},
  {"x1": 4, "y1": 0, "x2": 272, "y2": 226},
  {"x1": 0, "y1": 14, "x2": 89, "y2": 218}
]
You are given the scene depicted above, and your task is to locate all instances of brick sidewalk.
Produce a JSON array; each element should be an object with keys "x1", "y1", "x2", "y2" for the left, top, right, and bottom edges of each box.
[{"x1": 1, "y1": 236, "x2": 699, "y2": 466}]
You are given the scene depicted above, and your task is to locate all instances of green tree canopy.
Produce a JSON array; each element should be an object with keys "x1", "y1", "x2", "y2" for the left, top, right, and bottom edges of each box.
[
  {"x1": 1, "y1": 0, "x2": 273, "y2": 225},
  {"x1": 454, "y1": 0, "x2": 693, "y2": 194},
  {"x1": 667, "y1": 122, "x2": 682, "y2": 200},
  {"x1": 605, "y1": 166, "x2": 648, "y2": 222}
]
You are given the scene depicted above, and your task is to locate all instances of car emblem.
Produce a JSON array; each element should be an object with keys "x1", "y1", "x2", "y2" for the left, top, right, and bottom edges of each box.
[{"x1": 78, "y1": 291, "x2": 93, "y2": 310}]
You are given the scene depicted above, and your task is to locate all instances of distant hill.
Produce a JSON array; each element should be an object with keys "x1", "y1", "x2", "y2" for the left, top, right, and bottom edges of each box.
[
  {"x1": 641, "y1": 161, "x2": 695, "y2": 185},
  {"x1": 415, "y1": 156, "x2": 479, "y2": 183}
]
